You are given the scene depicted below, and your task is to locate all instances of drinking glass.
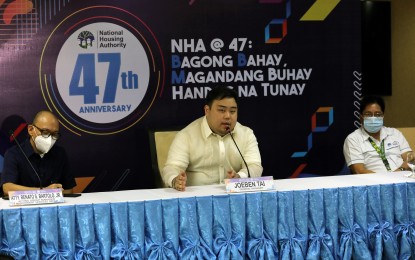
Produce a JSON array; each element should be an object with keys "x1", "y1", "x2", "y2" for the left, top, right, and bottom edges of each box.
[{"x1": 406, "y1": 152, "x2": 415, "y2": 178}]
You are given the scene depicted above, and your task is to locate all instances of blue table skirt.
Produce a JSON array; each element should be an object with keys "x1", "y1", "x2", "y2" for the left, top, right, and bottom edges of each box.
[{"x1": 1, "y1": 182, "x2": 415, "y2": 259}]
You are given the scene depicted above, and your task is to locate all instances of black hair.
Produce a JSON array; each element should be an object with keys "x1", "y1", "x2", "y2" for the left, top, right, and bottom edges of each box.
[
  {"x1": 205, "y1": 86, "x2": 238, "y2": 107},
  {"x1": 360, "y1": 95, "x2": 385, "y2": 114}
]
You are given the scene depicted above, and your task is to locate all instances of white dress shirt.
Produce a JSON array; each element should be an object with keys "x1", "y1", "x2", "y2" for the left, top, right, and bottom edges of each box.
[
  {"x1": 343, "y1": 127, "x2": 412, "y2": 172},
  {"x1": 162, "y1": 116, "x2": 263, "y2": 187}
]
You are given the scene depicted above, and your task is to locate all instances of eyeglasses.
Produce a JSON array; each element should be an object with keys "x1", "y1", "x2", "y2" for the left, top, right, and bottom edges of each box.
[
  {"x1": 362, "y1": 112, "x2": 384, "y2": 118},
  {"x1": 32, "y1": 125, "x2": 61, "y2": 140}
]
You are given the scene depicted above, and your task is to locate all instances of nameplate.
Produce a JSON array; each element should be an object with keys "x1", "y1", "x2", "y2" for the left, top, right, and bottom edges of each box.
[
  {"x1": 8, "y1": 189, "x2": 64, "y2": 206},
  {"x1": 225, "y1": 176, "x2": 275, "y2": 193}
]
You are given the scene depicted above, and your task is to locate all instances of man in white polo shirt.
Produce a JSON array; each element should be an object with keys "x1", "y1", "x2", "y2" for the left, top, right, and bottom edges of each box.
[{"x1": 343, "y1": 96, "x2": 412, "y2": 174}]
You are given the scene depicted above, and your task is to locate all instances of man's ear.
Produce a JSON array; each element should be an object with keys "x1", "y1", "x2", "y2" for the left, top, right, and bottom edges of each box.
[
  {"x1": 204, "y1": 105, "x2": 210, "y2": 115},
  {"x1": 27, "y1": 125, "x2": 34, "y2": 137}
]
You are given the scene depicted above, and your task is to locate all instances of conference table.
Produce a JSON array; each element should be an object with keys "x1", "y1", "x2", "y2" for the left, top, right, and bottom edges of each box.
[{"x1": 1, "y1": 172, "x2": 415, "y2": 259}]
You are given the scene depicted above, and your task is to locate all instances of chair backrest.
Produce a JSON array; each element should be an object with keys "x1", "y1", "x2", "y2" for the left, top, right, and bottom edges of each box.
[
  {"x1": 396, "y1": 127, "x2": 415, "y2": 150},
  {"x1": 148, "y1": 129, "x2": 179, "y2": 188}
]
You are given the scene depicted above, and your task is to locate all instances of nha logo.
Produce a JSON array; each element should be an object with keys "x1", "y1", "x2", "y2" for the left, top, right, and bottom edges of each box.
[{"x1": 77, "y1": 31, "x2": 95, "y2": 49}]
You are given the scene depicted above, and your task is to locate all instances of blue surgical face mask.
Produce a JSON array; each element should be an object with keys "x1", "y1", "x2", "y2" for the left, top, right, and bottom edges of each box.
[{"x1": 363, "y1": 116, "x2": 383, "y2": 133}]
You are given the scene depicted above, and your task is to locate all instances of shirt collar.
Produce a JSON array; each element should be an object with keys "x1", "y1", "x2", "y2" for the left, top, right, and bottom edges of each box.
[
  {"x1": 22, "y1": 138, "x2": 37, "y2": 157},
  {"x1": 201, "y1": 116, "x2": 238, "y2": 139},
  {"x1": 201, "y1": 116, "x2": 213, "y2": 139}
]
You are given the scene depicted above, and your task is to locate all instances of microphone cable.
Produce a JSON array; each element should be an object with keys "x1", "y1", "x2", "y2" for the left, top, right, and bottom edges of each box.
[{"x1": 227, "y1": 127, "x2": 251, "y2": 178}]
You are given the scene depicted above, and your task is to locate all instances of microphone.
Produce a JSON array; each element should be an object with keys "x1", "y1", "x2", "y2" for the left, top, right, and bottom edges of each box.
[
  {"x1": 226, "y1": 126, "x2": 251, "y2": 178},
  {"x1": 9, "y1": 130, "x2": 43, "y2": 189}
]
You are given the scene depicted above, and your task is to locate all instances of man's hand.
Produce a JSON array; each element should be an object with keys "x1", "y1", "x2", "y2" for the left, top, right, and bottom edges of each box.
[
  {"x1": 226, "y1": 170, "x2": 240, "y2": 179},
  {"x1": 172, "y1": 171, "x2": 187, "y2": 191},
  {"x1": 46, "y1": 183, "x2": 63, "y2": 190}
]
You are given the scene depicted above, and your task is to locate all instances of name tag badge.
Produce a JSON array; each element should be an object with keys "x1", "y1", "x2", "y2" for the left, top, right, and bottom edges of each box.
[
  {"x1": 225, "y1": 176, "x2": 275, "y2": 193},
  {"x1": 8, "y1": 189, "x2": 64, "y2": 206}
]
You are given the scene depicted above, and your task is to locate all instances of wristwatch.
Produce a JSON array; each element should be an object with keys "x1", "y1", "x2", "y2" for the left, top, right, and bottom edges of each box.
[{"x1": 399, "y1": 167, "x2": 405, "y2": 171}]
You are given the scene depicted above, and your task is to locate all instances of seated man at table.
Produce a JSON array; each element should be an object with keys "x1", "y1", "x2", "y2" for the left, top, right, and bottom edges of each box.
[
  {"x1": 343, "y1": 95, "x2": 412, "y2": 174},
  {"x1": 1, "y1": 110, "x2": 76, "y2": 195},
  {"x1": 162, "y1": 86, "x2": 263, "y2": 191}
]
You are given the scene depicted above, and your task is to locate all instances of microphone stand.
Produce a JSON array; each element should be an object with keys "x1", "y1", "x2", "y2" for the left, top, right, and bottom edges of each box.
[{"x1": 227, "y1": 127, "x2": 251, "y2": 178}]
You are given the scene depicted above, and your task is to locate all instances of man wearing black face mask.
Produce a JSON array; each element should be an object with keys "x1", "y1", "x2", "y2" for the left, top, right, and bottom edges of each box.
[
  {"x1": 343, "y1": 96, "x2": 412, "y2": 174},
  {"x1": 1, "y1": 111, "x2": 76, "y2": 196}
]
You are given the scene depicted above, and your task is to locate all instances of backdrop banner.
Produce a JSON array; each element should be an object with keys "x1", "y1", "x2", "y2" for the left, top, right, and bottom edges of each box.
[{"x1": 0, "y1": 0, "x2": 361, "y2": 191}]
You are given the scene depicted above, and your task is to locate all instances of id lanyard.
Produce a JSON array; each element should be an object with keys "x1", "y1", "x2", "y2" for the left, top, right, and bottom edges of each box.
[{"x1": 368, "y1": 138, "x2": 391, "y2": 171}]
